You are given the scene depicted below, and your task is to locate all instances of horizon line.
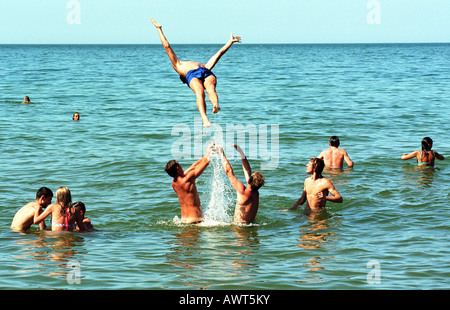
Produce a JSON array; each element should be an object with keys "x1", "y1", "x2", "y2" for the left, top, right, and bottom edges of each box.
[{"x1": 1, "y1": 42, "x2": 449, "y2": 45}]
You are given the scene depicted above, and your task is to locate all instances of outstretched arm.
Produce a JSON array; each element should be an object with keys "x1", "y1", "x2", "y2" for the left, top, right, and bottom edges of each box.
[
  {"x1": 185, "y1": 143, "x2": 214, "y2": 179},
  {"x1": 401, "y1": 151, "x2": 418, "y2": 160},
  {"x1": 219, "y1": 146, "x2": 246, "y2": 194},
  {"x1": 232, "y1": 145, "x2": 252, "y2": 184},
  {"x1": 205, "y1": 33, "x2": 241, "y2": 70},
  {"x1": 151, "y1": 18, "x2": 182, "y2": 74},
  {"x1": 34, "y1": 204, "x2": 53, "y2": 224}
]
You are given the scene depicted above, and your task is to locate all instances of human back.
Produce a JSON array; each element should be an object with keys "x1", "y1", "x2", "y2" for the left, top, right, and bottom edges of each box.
[
  {"x1": 48, "y1": 203, "x2": 83, "y2": 231},
  {"x1": 321, "y1": 148, "x2": 346, "y2": 169},
  {"x1": 318, "y1": 136, "x2": 353, "y2": 169},
  {"x1": 171, "y1": 173, "x2": 202, "y2": 222},
  {"x1": 401, "y1": 137, "x2": 445, "y2": 167},
  {"x1": 233, "y1": 186, "x2": 260, "y2": 223}
]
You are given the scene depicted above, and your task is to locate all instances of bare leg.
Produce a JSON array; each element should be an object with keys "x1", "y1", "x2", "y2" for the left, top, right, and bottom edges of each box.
[
  {"x1": 189, "y1": 79, "x2": 211, "y2": 128},
  {"x1": 151, "y1": 18, "x2": 181, "y2": 74},
  {"x1": 204, "y1": 75, "x2": 220, "y2": 113}
]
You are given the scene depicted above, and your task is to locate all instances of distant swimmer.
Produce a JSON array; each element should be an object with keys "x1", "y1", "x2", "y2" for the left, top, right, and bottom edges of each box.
[
  {"x1": 10, "y1": 187, "x2": 53, "y2": 232},
  {"x1": 165, "y1": 143, "x2": 215, "y2": 223},
  {"x1": 401, "y1": 137, "x2": 444, "y2": 167},
  {"x1": 72, "y1": 112, "x2": 80, "y2": 121},
  {"x1": 318, "y1": 136, "x2": 353, "y2": 169},
  {"x1": 284, "y1": 157, "x2": 342, "y2": 214},
  {"x1": 33, "y1": 186, "x2": 86, "y2": 232},
  {"x1": 218, "y1": 145, "x2": 265, "y2": 224},
  {"x1": 151, "y1": 18, "x2": 241, "y2": 128},
  {"x1": 23, "y1": 96, "x2": 31, "y2": 103}
]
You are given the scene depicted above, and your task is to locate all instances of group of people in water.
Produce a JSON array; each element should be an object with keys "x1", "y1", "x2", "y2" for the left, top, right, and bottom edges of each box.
[
  {"x1": 164, "y1": 135, "x2": 444, "y2": 226},
  {"x1": 10, "y1": 186, "x2": 94, "y2": 232},
  {"x1": 9, "y1": 18, "x2": 445, "y2": 232}
]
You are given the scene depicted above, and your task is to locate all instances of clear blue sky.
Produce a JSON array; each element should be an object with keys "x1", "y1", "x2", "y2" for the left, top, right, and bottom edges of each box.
[{"x1": 1, "y1": 0, "x2": 449, "y2": 44}]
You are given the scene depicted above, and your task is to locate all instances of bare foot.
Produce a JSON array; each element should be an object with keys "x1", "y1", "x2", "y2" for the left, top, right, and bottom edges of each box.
[
  {"x1": 212, "y1": 105, "x2": 221, "y2": 113},
  {"x1": 203, "y1": 121, "x2": 212, "y2": 128},
  {"x1": 150, "y1": 18, "x2": 161, "y2": 29}
]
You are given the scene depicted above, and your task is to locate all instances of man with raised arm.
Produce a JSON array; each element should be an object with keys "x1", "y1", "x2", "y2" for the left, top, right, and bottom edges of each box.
[
  {"x1": 219, "y1": 145, "x2": 265, "y2": 224},
  {"x1": 165, "y1": 143, "x2": 215, "y2": 224}
]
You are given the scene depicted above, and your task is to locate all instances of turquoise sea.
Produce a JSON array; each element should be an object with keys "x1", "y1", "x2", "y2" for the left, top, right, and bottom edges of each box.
[{"x1": 0, "y1": 44, "x2": 449, "y2": 290}]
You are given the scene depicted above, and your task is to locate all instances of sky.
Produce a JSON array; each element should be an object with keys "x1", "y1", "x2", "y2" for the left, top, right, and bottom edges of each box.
[{"x1": 0, "y1": 0, "x2": 449, "y2": 44}]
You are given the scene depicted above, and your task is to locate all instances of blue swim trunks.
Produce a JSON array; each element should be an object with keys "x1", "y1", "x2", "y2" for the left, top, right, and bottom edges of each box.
[{"x1": 182, "y1": 65, "x2": 215, "y2": 87}]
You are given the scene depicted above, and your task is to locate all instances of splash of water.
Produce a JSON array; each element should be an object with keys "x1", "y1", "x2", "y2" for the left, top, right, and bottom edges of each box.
[{"x1": 201, "y1": 124, "x2": 234, "y2": 225}]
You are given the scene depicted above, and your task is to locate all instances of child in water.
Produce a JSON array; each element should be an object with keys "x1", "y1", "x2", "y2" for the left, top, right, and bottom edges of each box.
[{"x1": 72, "y1": 201, "x2": 95, "y2": 231}]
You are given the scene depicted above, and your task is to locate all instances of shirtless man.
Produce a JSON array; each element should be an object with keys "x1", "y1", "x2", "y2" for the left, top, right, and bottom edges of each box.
[
  {"x1": 10, "y1": 187, "x2": 53, "y2": 231},
  {"x1": 318, "y1": 136, "x2": 353, "y2": 169},
  {"x1": 286, "y1": 158, "x2": 342, "y2": 214},
  {"x1": 219, "y1": 145, "x2": 265, "y2": 223},
  {"x1": 151, "y1": 18, "x2": 241, "y2": 128},
  {"x1": 165, "y1": 143, "x2": 215, "y2": 223}
]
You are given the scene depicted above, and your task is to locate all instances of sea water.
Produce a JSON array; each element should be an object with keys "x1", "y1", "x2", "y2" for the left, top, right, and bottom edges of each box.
[{"x1": 0, "y1": 44, "x2": 449, "y2": 290}]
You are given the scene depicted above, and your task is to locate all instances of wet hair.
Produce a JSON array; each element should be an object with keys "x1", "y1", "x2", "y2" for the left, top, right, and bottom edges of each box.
[
  {"x1": 165, "y1": 160, "x2": 181, "y2": 178},
  {"x1": 249, "y1": 171, "x2": 265, "y2": 190},
  {"x1": 310, "y1": 157, "x2": 325, "y2": 175},
  {"x1": 56, "y1": 186, "x2": 72, "y2": 216},
  {"x1": 329, "y1": 136, "x2": 340, "y2": 147},
  {"x1": 36, "y1": 187, "x2": 53, "y2": 199},
  {"x1": 421, "y1": 137, "x2": 433, "y2": 156}
]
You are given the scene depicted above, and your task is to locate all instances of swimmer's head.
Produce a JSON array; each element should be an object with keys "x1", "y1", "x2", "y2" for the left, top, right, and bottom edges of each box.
[
  {"x1": 248, "y1": 171, "x2": 265, "y2": 190},
  {"x1": 71, "y1": 201, "x2": 86, "y2": 214},
  {"x1": 56, "y1": 186, "x2": 72, "y2": 208},
  {"x1": 329, "y1": 136, "x2": 340, "y2": 147},
  {"x1": 23, "y1": 96, "x2": 30, "y2": 103},
  {"x1": 422, "y1": 137, "x2": 433, "y2": 152},
  {"x1": 165, "y1": 160, "x2": 182, "y2": 178},
  {"x1": 308, "y1": 157, "x2": 325, "y2": 175},
  {"x1": 73, "y1": 112, "x2": 80, "y2": 121},
  {"x1": 36, "y1": 187, "x2": 53, "y2": 208}
]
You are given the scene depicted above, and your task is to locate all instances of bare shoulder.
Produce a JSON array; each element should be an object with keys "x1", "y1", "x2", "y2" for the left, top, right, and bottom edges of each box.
[
  {"x1": 322, "y1": 177, "x2": 335, "y2": 188},
  {"x1": 339, "y1": 148, "x2": 347, "y2": 154}
]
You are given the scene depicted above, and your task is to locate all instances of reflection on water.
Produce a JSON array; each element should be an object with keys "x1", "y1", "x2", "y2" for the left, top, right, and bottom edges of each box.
[
  {"x1": 296, "y1": 211, "x2": 340, "y2": 284},
  {"x1": 12, "y1": 231, "x2": 86, "y2": 280},
  {"x1": 401, "y1": 165, "x2": 437, "y2": 188},
  {"x1": 166, "y1": 224, "x2": 261, "y2": 289}
]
